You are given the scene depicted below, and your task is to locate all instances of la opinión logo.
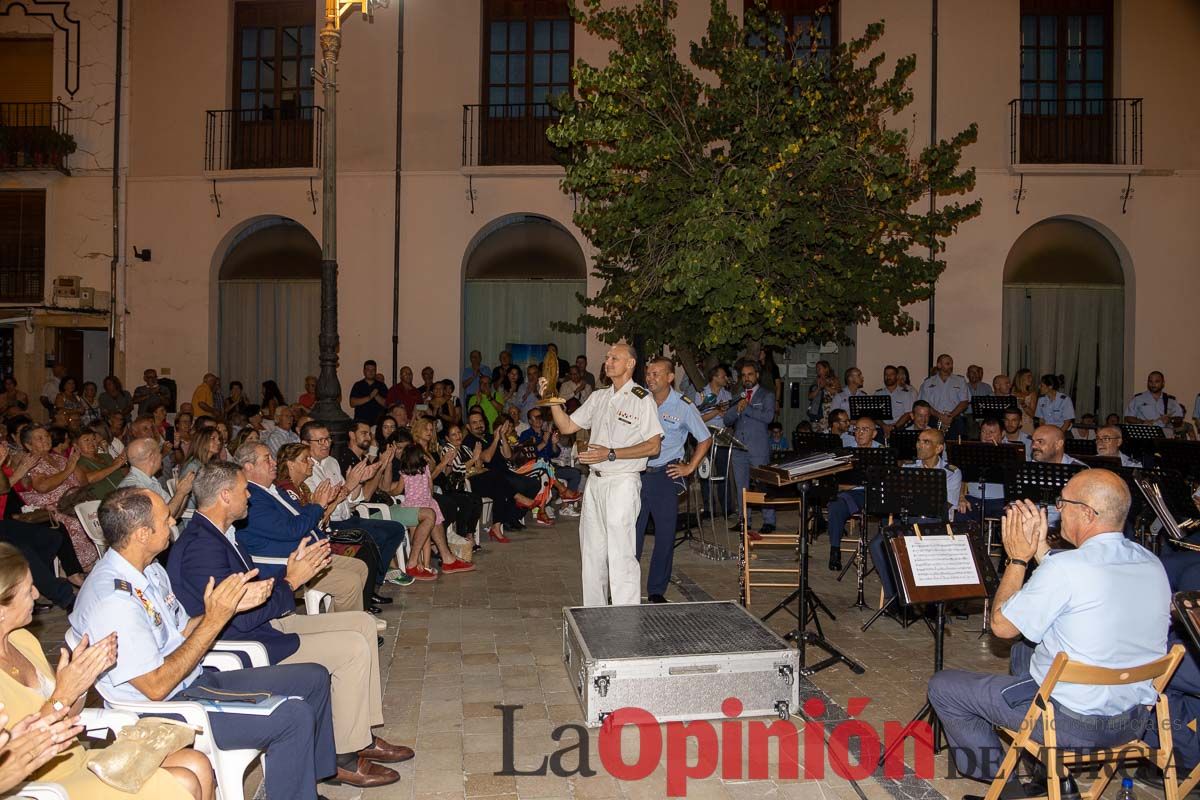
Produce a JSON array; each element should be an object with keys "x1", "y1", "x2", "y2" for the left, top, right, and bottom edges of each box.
[{"x1": 496, "y1": 697, "x2": 935, "y2": 797}]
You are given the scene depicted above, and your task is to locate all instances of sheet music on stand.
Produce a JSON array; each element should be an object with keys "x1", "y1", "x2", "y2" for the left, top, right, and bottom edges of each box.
[
  {"x1": 773, "y1": 452, "x2": 853, "y2": 480},
  {"x1": 849, "y1": 395, "x2": 892, "y2": 422},
  {"x1": 884, "y1": 522, "x2": 990, "y2": 605},
  {"x1": 1137, "y1": 477, "x2": 1191, "y2": 542}
]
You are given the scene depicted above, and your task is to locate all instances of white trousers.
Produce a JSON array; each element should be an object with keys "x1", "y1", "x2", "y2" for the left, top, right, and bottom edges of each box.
[{"x1": 579, "y1": 472, "x2": 642, "y2": 606}]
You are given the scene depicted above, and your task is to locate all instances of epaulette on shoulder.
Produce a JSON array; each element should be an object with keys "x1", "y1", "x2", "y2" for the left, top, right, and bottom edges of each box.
[
  {"x1": 631, "y1": 386, "x2": 649, "y2": 398},
  {"x1": 681, "y1": 395, "x2": 693, "y2": 405},
  {"x1": 946, "y1": 464, "x2": 958, "y2": 472},
  {"x1": 114, "y1": 579, "x2": 132, "y2": 594}
]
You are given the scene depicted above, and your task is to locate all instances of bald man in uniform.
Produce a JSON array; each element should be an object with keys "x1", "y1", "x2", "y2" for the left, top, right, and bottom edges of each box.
[
  {"x1": 542, "y1": 344, "x2": 663, "y2": 606},
  {"x1": 929, "y1": 472, "x2": 1169, "y2": 794}
]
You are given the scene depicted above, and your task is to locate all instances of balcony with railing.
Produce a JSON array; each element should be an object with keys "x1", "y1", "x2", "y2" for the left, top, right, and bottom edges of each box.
[
  {"x1": 1009, "y1": 97, "x2": 1142, "y2": 167},
  {"x1": 204, "y1": 106, "x2": 323, "y2": 172},
  {"x1": 0, "y1": 101, "x2": 73, "y2": 173},
  {"x1": 462, "y1": 103, "x2": 563, "y2": 168}
]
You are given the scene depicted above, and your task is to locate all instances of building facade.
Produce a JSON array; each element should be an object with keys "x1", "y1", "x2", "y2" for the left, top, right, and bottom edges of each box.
[{"x1": 2, "y1": 0, "x2": 1198, "y2": 419}]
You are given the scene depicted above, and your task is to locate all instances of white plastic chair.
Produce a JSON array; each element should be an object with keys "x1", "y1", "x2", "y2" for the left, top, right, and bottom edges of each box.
[
  {"x1": 354, "y1": 503, "x2": 411, "y2": 566},
  {"x1": 248, "y1": 555, "x2": 332, "y2": 614},
  {"x1": 73, "y1": 500, "x2": 106, "y2": 557},
  {"x1": 65, "y1": 630, "x2": 267, "y2": 800}
]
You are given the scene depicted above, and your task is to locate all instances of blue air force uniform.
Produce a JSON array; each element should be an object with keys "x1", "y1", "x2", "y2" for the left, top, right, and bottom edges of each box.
[
  {"x1": 70, "y1": 548, "x2": 337, "y2": 799},
  {"x1": 636, "y1": 390, "x2": 711, "y2": 597},
  {"x1": 868, "y1": 456, "x2": 961, "y2": 605}
]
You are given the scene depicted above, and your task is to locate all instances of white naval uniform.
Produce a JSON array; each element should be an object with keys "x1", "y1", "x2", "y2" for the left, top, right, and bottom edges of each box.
[{"x1": 569, "y1": 380, "x2": 664, "y2": 606}]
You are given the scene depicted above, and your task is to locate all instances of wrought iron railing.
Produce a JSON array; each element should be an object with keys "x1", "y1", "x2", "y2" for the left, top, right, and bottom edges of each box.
[
  {"x1": 204, "y1": 105, "x2": 323, "y2": 171},
  {"x1": 0, "y1": 101, "x2": 72, "y2": 173},
  {"x1": 462, "y1": 103, "x2": 563, "y2": 167},
  {"x1": 1009, "y1": 97, "x2": 1142, "y2": 166}
]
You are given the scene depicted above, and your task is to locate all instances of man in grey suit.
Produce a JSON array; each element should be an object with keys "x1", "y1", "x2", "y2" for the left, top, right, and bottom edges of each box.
[{"x1": 724, "y1": 359, "x2": 777, "y2": 538}]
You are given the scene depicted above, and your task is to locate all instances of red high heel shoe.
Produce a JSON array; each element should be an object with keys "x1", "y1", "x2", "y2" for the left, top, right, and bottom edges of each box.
[{"x1": 488, "y1": 524, "x2": 511, "y2": 543}]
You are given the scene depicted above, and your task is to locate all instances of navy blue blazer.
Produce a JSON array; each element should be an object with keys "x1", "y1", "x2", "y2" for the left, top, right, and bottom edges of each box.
[
  {"x1": 166, "y1": 513, "x2": 301, "y2": 664},
  {"x1": 722, "y1": 385, "x2": 776, "y2": 464},
  {"x1": 234, "y1": 481, "x2": 326, "y2": 561}
]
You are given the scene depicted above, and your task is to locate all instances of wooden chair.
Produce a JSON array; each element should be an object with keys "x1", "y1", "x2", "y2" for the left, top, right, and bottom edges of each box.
[
  {"x1": 739, "y1": 490, "x2": 804, "y2": 608},
  {"x1": 983, "y1": 645, "x2": 1186, "y2": 800}
]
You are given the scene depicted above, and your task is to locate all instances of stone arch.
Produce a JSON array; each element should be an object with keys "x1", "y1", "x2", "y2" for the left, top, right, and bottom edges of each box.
[{"x1": 1002, "y1": 215, "x2": 1129, "y2": 418}]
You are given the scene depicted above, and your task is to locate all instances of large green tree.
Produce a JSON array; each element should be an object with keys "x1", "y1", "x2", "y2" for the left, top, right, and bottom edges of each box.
[{"x1": 548, "y1": 0, "x2": 981, "y2": 384}]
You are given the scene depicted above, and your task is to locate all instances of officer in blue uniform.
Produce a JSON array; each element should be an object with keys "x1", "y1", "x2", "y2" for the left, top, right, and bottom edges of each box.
[
  {"x1": 959, "y1": 418, "x2": 1010, "y2": 521},
  {"x1": 869, "y1": 429, "x2": 962, "y2": 608},
  {"x1": 825, "y1": 417, "x2": 882, "y2": 571},
  {"x1": 723, "y1": 359, "x2": 778, "y2": 535},
  {"x1": 637, "y1": 357, "x2": 712, "y2": 603},
  {"x1": 70, "y1": 487, "x2": 337, "y2": 800}
]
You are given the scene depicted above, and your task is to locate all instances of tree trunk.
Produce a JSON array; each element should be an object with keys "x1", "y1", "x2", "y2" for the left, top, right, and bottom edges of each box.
[{"x1": 674, "y1": 343, "x2": 705, "y2": 393}]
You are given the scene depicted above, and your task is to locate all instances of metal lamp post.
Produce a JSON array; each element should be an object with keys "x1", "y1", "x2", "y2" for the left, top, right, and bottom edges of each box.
[{"x1": 310, "y1": 0, "x2": 388, "y2": 453}]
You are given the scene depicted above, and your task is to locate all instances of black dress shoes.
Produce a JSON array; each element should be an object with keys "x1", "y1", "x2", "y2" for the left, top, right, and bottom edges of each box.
[
  {"x1": 371, "y1": 593, "x2": 393, "y2": 605},
  {"x1": 647, "y1": 594, "x2": 668, "y2": 604},
  {"x1": 828, "y1": 552, "x2": 842, "y2": 572},
  {"x1": 366, "y1": 605, "x2": 383, "y2": 615}
]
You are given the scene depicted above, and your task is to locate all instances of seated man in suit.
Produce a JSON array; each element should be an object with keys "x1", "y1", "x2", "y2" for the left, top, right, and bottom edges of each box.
[
  {"x1": 70, "y1": 487, "x2": 336, "y2": 800},
  {"x1": 167, "y1": 461, "x2": 410, "y2": 788},
  {"x1": 824, "y1": 416, "x2": 882, "y2": 572},
  {"x1": 929, "y1": 476, "x2": 1170, "y2": 796},
  {"x1": 868, "y1": 428, "x2": 961, "y2": 608},
  {"x1": 231, "y1": 442, "x2": 372, "y2": 613}
]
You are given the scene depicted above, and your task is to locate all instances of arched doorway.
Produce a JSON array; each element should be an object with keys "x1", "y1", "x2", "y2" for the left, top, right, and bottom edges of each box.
[
  {"x1": 217, "y1": 217, "x2": 320, "y2": 402},
  {"x1": 1002, "y1": 217, "x2": 1125, "y2": 418},
  {"x1": 462, "y1": 214, "x2": 587, "y2": 375}
]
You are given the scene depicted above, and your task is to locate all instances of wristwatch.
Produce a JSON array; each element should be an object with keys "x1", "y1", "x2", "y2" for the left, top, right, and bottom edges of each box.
[
  {"x1": 607, "y1": 448, "x2": 617, "y2": 462},
  {"x1": 1007, "y1": 558, "x2": 1029, "y2": 568}
]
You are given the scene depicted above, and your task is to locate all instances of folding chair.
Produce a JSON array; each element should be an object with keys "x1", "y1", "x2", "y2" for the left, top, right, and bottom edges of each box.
[
  {"x1": 984, "y1": 645, "x2": 1186, "y2": 800},
  {"x1": 74, "y1": 500, "x2": 107, "y2": 557}
]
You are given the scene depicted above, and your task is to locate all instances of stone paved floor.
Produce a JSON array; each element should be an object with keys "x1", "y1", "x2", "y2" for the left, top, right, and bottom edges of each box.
[{"x1": 29, "y1": 510, "x2": 1033, "y2": 800}]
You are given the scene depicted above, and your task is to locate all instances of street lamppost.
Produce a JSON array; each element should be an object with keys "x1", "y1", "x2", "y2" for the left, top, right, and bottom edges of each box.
[{"x1": 311, "y1": 0, "x2": 388, "y2": 452}]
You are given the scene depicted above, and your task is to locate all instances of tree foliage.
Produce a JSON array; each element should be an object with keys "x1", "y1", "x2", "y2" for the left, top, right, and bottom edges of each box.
[{"x1": 548, "y1": 0, "x2": 981, "y2": 381}]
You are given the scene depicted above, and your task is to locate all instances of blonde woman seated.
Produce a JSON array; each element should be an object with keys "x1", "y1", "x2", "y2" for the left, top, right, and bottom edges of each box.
[{"x1": 0, "y1": 543, "x2": 213, "y2": 799}]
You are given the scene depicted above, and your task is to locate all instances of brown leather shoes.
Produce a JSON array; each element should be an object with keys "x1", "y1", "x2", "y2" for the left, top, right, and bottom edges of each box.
[
  {"x1": 331, "y1": 756, "x2": 400, "y2": 787},
  {"x1": 359, "y1": 735, "x2": 415, "y2": 763}
]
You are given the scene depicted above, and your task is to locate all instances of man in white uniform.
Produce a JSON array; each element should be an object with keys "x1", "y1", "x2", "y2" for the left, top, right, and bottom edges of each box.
[{"x1": 542, "y1": 344, "x2": 663, "y2": 606}]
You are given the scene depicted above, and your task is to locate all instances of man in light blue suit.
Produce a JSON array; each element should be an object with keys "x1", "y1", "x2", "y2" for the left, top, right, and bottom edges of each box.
[{"x1": 724, "y1": 359, "x2": 777, "y2": 537}]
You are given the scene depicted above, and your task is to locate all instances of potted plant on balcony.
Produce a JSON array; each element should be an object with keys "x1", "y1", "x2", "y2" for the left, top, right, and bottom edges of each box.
[{"x1": 25, "y1": 127, "x2": 76, "y2": 168}]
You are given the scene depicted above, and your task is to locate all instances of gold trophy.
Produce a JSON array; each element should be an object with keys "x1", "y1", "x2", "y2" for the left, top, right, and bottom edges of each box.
[{"x1": 537, "y1": 344, "x2": 567, "y2": 406}]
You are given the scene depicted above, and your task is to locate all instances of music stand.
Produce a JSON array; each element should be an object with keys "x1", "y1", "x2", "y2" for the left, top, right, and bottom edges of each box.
[
  {"x1": 860, "y1": 467, "x2": 950, "y2": 631},
  {"x1": 835, "y1": 447, "x2": 898, "y2": 607},
  {"x1": 875, "y1": 520, "x2": 991, "y2": 766},
  {"x1": 888, "y1": 429, "x2": 920, "y2": 461},
  {"x1": 791, "y1": 431, "x2": 842, "y2": 454},
  {"x1": 1004, "y1": 461, "x2": 1087, "y2": 507},
  {"x1": 1077, "y1": 454, "x2": 1120, "y2": 469},
  {"x1": 849, "y1": 395, "x2": 892, "y2": 423},
  {"x1": 1120, "y1": 423, "x2": 1166, "y2": 463},
  {"x1": 970, "y1": 395, "x2": 1018, "y2": 421},
  {"x1": 749, "y1": 462, "x2": 865, "y2": 677},
  {"x1": 1063, "y1": 437, "x2": 1097, "y2": 457},
  {"x1": 1150, "y1": 440, "x2": 1200, "y2": 483}
]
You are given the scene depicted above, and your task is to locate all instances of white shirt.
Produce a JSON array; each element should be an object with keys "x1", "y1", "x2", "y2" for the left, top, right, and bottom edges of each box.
[
  {"x1": 1035, "y1": 392, "x2": 1076, "y2": 427},
  {"x1": 560, "y1": 380, "x2": 592, "y2": 403},
  {"x1": 305, "y1": 456, "x2": 357, "y2": 522},
  {"x1": 1001, "y1": 533, "x2": 1169, "y2": 715},
  {"x1": 568, "y1": 380, "x2": 664, "y2": 474},
  {"x1": 1126, "y1": 391, "x2": 1184, "y2": 430},
  {"x1": 40, "y1": 376, "x2": 60, "y2": 403}
]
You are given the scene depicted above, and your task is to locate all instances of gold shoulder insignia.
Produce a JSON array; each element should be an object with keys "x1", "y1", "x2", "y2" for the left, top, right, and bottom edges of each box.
[
  {"x1": 631, "y1": 386, "x2": 649, "y2": 398},
  {"x1": 681, "y1": 395, "x2": 693, "y2": 405}
]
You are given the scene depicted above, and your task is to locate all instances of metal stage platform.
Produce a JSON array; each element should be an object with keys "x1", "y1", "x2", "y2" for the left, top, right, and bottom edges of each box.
[{"x1": 563, "y1": 601, "x2": 800, "y2": 727}]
